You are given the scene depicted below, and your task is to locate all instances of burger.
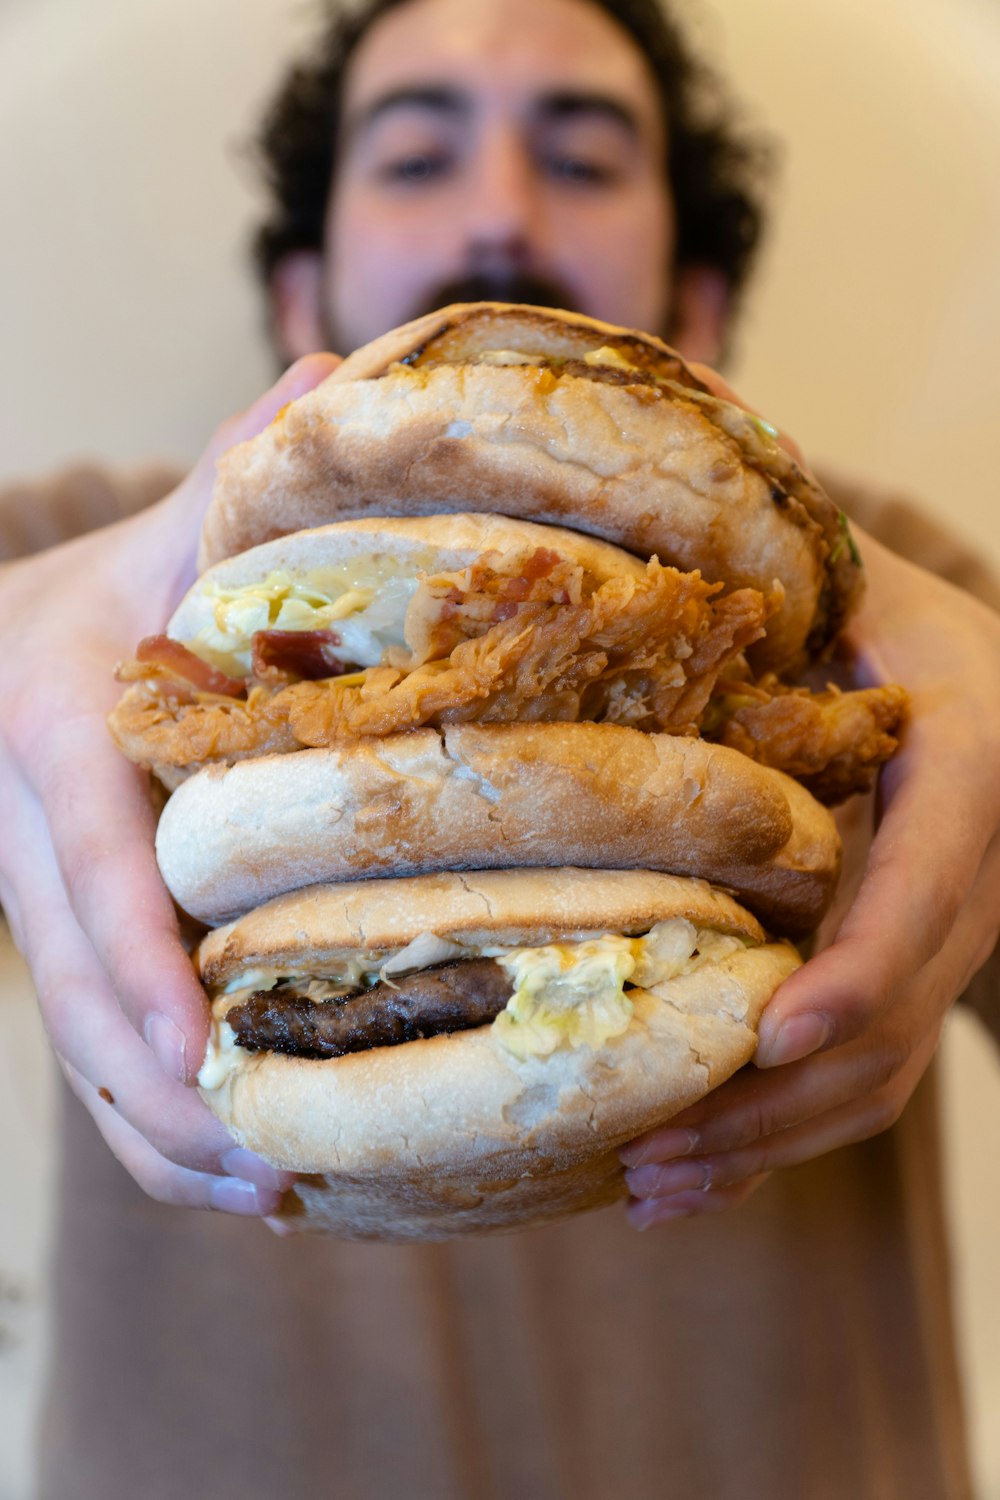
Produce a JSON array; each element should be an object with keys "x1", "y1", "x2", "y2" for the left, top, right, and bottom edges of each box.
[
  {"x1": 106, "y1": 304, "x2": 908, "y2": 1238},
  {"x1": 194, "y1": 867, "x2": 801, "y2": 1240}
]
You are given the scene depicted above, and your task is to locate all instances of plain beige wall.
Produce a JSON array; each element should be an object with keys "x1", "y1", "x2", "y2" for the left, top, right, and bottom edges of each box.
[{"x1": 0, "y1": 1, "x2": 997, "y2": 1496}]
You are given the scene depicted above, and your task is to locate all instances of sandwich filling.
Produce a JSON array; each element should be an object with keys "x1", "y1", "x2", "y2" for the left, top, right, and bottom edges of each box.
[
  {"x1": 111, "y1": 543, "x2": 770, "y2": 775},
  {"x1": 111, "y1": 538, "x2": 906, "y2": 803},
  {"x1": 198, "y1": 918, "x2": 751, "y2": 1086}
]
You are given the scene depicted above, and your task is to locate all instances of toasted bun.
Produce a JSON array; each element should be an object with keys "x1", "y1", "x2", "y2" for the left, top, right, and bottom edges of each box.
[
  {"x1": 158, "y1": 723, "x2": 840, "y2": 933},
  {"x1": 200, "y1": 304, "x2": 862, "y2": 674},
  {"x1": 195, "y1": 869, "x2": 800, "y2": 1240}
]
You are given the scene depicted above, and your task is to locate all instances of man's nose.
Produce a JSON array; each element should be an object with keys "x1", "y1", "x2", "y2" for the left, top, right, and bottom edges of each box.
[{"x1": 460, "y1": 129, "x2": 542, "y2": 262}]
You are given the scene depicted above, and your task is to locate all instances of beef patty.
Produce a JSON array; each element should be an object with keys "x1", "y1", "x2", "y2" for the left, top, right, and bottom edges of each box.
[{"x1": 226, "y1": 958, "x2": 514, "y2": 1059}]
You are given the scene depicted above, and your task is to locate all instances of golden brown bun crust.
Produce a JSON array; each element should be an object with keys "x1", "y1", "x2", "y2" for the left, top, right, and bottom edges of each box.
[
  {"x1": 199, "y1": 930, "x2": 800, "y2": 1241},
  {"x1": 196, "y1": 866, "x2": 767, "y2": 988},
  {"x1": 159, "y1": 723, "x2": 840, "y2": 933},
  {"x1": 199, "y1": 304, "x2": 861, "y2": 673}
]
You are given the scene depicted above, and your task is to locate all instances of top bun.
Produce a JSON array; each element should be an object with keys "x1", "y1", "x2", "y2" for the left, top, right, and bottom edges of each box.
[
  {"x1": 200, "y1": 303, "x2": 862, "y2": 675},
  {"x1": 197, "y1": 866, "x2": 766, "y2": 989}
]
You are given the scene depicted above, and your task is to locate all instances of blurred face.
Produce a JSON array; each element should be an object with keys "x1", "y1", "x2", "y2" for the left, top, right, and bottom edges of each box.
[{"x1": 322, "y1": 0, "x2": 675, "y2": 350}]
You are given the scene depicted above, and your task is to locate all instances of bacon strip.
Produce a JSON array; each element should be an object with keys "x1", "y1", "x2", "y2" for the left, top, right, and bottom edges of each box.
[
  {"x1": 251, "y1": 629, "x2": 354, "y2": 681},
  {"x1": 133, "y1": 636, "x2": 247, "y2": 697}
]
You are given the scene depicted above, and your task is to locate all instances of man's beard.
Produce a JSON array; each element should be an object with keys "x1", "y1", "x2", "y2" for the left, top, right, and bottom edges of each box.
[
  {"x1": 410, "y1": 270, "x2": 580, "y2": 321},
  {"x1": 317, "y1": 271, "x2": 580, "y2": 361}
]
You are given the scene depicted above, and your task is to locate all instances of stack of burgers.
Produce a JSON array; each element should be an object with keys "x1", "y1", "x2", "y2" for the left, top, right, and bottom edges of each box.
[{"x1": 109, "y1": 304, "x2": 907, "y2": 1240}]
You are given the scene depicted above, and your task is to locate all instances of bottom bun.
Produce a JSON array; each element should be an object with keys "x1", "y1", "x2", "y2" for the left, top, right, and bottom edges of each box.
[{"x1": 197, "y1": 871, "x2": 799, "y2": 1240}]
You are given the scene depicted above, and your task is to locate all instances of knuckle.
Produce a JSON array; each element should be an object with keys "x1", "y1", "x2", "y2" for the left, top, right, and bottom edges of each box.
[
  {"x1": 730, "y1": 1095, "x2": 779, "y2": 1151},
  {"x1": 58, "y1": 833, "x2": 108, "y2": 908},
  {"x1": 856, "y1": 1085, "x2": 908, "y2": 1140},
  {"x1": 711, "y1": 1150, "x2": 763, "y2": 1189},
  {"x1": 921, "y1": 893, "x2": 964, "y2": 963},
  {"x1": 859, "y1": 1032, "x2": 913, "y2": 1096},
  {"x1": 127, "y1": 1149, "x2": 200, "y2": 1209},
  {"x1": 134, "y1": 1169, "x2": 187, "y2": 1208}
]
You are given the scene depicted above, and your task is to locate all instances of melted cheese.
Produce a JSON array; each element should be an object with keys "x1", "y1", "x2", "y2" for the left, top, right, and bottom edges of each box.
[
  {"x1": 582, "y1": 345, "x2": 640, "y2": 373},
  {"x1": 489, "y1": 919, "x2": 744, "y2": 1059}
]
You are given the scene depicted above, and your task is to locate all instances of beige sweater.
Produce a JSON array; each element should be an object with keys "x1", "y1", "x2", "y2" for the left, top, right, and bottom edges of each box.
[{"x1": 4, "y1": 460, "x2": 996, "y2": 1500}]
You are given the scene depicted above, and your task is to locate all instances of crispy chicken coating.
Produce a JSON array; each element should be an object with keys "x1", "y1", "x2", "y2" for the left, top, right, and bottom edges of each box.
[
  {"x1": 109, "y1": 543, "x2": 907, "y2": 802},
  {"x1": 712, "y1": 678, "x2": 908, "y2": 804},
  {"x1": 109, "y1": 552, "x2": 767, "y2": 774}
]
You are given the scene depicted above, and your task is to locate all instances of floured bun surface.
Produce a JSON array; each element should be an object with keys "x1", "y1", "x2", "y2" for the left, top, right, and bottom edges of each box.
[
  {"x1": 200, "y1": 303, "x2": 863, "y2": 675},
  {"x1": 157, "y1": 723, "x2": 841, "y2": 933},
  {"x1": 195, "y1": 868, "x2": 800, "y2": 1240}
]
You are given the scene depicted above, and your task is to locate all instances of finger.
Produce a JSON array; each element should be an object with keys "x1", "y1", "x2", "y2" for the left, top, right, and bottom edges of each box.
[
  {"x1": 625, "y1": 1026, "x2": 937, "y2": 1202},
  {"x1": 622, "y1": 881, "x2": 989, "y2": 1176},
  {"x1": 621, "y1": 1007, "x2": 934, "y2": 1174},
  {"x1": 48, "y1": 966, "x2": 293, "y2": 1191},
  {"x1": 62, "y1": 1062, "x2": 286, "y2": 1216},
  {"x1": 756, "y1": 815, "x2": 999, "y2": 1068},
  {"x1": 625, "y1": 1173, "x2": 770, "y2": 1230},
  {"x1": 11, "y1": 783, "x2": 295, "y2": 1190},
  {"x1": 626, "y1": 1014, "x2": 941, "y2": 1200},
  {"x1": 21, "y1": 722, "x2": 212, "y2": 1081}
]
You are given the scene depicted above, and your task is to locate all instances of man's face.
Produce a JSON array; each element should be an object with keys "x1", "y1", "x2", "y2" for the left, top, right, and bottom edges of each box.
[{"x1": 322, "y1": 0, "x2": 675, "y2": 351}]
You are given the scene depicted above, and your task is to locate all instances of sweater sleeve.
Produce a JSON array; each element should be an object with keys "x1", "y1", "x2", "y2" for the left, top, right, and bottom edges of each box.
[{"x1": 0, "y1": 460, "x2": 182, "y2": 563}]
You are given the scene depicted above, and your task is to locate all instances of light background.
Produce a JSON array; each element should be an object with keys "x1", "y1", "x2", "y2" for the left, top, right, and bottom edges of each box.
[{"x1": 1, "y1": 1, "x2": 998, "y2": 1496}]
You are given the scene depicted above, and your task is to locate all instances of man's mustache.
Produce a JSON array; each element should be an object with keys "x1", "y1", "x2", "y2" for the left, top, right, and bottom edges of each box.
[{"x1": 413, "y1": 271, "x2": 579, "y2": 318}]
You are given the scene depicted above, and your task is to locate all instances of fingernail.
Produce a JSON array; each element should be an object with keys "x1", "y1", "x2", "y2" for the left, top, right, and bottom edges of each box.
[
  {"x1": 209, "y1": 1177, "x2": 275, "y2": 1216},
  {"x1": 144, "y1": 1012, "x2": 188, "y2": 1083},
  {"x1": 625, "y1": 1160, "x2": 712, "y2": 1198},
  {"x1": 221, "y1": 1148, "x2": 296, "y2": 1192},
  {"x1": 619, "y1": 1127, "x2": 699, "y2": 1169},
  {"x1": 759, "y1": 1013, "x2": 832, "y2": 1068}
]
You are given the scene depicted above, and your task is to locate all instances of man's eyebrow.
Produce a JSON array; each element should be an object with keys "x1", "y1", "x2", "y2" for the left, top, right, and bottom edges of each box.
[
  {"x1": 346, "y1": 86, "x2": 467, "y2": 141},
  {"x1": 534, "y1": 91, "x2": 640, "y2": 135}
]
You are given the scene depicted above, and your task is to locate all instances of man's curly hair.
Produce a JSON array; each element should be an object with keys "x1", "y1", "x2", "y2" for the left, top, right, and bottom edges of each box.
[{"x1": 252, "y1": 0, "x2": 774, "y2": 322}]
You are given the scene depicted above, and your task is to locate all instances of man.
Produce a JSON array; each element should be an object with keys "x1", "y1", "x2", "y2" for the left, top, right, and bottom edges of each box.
[{"x1": 1, "y1": 0, "x2": 997, "y2": 1495}]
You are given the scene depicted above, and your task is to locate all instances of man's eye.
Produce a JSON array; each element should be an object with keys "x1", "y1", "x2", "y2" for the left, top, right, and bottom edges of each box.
[
  {"x1": 541, "y1": 155, "x2": 618, "y2": 186},
  {"x1": 378, "y1": 151, "x2": 451, "y2": 184}
]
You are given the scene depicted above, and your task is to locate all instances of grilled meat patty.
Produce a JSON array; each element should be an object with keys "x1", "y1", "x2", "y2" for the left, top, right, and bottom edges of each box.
[{"x1": 226, "y1": 958, "x2": 515, "y2": 1059}]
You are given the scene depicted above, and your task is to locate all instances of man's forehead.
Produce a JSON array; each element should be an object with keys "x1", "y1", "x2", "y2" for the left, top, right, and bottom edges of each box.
[{"x1": 341, "y1": 0, "x2": 662, "y2": 127}]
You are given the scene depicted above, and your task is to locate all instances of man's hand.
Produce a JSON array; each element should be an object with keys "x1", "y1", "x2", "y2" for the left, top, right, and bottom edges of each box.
[
  {"x1": 0, "y1": 354, "x2": 339, "y2": 1216},
  {"x1": 621, "y1": 372, "x2": 1000, "y2": 1228}
]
